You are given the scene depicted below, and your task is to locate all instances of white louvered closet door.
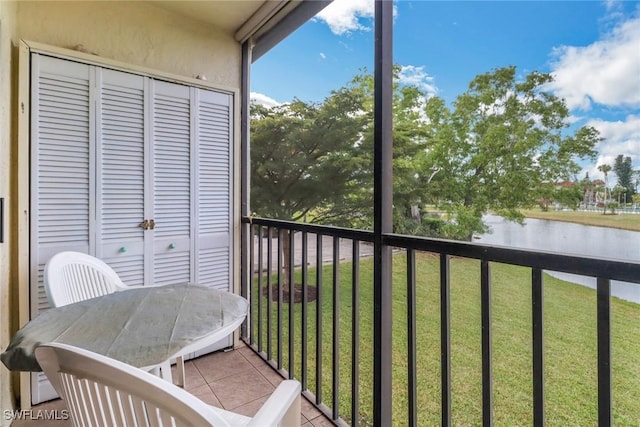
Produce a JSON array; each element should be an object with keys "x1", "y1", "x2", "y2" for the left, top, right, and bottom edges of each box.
[
  {"x1": 30, "y1": 53, "x2": 234, "y2": 403},
  {"x1": 188, "y1": 87, "x2": 234, "y2": 359},
  {"x1": 195, "y1": 88, "x2": 233, "y2": 290},
  {"x1": 151, "y1": 81, "x2": 193, "y2": 285},
  {"x1": 97, "y1": 68, "x2": 147, "y2": 286},
  {"x1": 30, "y1": 54, "x2": 93, "y2": 404}
]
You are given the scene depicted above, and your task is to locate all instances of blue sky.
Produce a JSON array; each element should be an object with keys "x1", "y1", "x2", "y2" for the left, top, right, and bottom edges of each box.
[{"x1": 251, "y1": 0, "x2": 640, "y2": 184}]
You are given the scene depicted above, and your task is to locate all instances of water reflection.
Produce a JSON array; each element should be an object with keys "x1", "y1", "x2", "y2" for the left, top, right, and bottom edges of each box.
[{"x1": 476, "y1": 214, "x2": 640, "y2": 304}]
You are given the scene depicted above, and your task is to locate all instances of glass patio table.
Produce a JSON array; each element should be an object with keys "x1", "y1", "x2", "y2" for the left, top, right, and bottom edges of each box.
[{"x1": 1, "y1": 283, "x2": 248, "y2": 383}]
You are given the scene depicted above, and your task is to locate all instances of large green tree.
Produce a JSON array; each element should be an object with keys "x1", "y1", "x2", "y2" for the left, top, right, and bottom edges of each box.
[
  {"x1": 250, "y1": 90, "x2": 367, "y2": 288},
  {"x1": 250, "y1": 66, "x2": 601, "y2": 242},
  {"x1": 421, "y1": 67, "x2": 600, "y2": 239},
  {"x1": 331, "y1": 68, "x2": 435, "y2": 233},
  {"x1": 251, "y1": 92, "x2": 367, "y2": 222},
  {"x1": 613, "y1": 154, "x2": 635, "y2": 200}
]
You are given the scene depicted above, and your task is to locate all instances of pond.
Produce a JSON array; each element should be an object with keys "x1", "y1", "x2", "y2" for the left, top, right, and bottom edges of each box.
[{"x1": 476, "y1": 214, "x2": 640, "y2": 304}]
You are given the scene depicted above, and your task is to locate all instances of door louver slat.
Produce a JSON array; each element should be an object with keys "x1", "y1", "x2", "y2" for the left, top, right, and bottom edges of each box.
[
  {"x1": 36, "y1": 71, "x2": 90, "y2": 247},
  {"x1": 198, "y1": 99, "x2": 230, "y2": 235},
  {"x1": 153, "y1": 84, "x2": 191, "y2": 240},
  {"x1": 98, "y1": 70, "x2": 145, "y2": 284}
]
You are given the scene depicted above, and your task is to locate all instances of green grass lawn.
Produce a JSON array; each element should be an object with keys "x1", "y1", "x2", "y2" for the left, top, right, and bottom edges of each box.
[
  {"x1": 249, "y1": 253, "x2": 640, "y2": 426},
  {"x1": 521, "y1": 208, "x2": 640, "y2": 232}
]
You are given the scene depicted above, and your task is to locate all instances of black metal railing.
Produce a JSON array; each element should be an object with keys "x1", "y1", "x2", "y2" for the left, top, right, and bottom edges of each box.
[{"x1": 240, "y1": 216, "x2": 640, "y2": 426}]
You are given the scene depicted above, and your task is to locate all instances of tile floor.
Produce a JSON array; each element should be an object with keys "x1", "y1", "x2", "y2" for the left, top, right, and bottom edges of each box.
[{"x1": 11, "y1": 342, "x2": 333, "y2": 427}]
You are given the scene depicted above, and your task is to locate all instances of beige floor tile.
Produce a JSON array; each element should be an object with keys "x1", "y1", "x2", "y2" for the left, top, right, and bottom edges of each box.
[
  {"x1": 192, "y1": 349, "x2": 254, "y2": 383},
  {"x1": 207, "y1": 343, "x2": 332, "y2": 424},
  {"x1": 237, "y1": 345, "x2": 270, "y2": 368},
  {"x1": 229, "y1": 394, "x2": 311, "y2": 425},
  {"x1": 300, "y1": 396, "x2": 324, "y2": 421},
  {"x1": 253, "y1": 361, "x2": 288, "y2": 386},
  {"x1": 226, "y1": 394, "x2": 270, "y2": 417},
  {"x1": 176, "y1": 360, "x2": 207, "y2": 391},
  {"x1": 308, "y1": 414, "x2": 338, "y2": 426},
  {"x1": 207, "y1": 368, "x2": 275, "y2": 410},
  {"x1": 188, "y1": 383, "x2": 222, "y2": 407}
]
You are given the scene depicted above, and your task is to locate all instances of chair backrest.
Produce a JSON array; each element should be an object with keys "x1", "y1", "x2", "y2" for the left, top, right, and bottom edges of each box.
[
  {"x1": 36, "y1": 343, "x2": 302, "y2": 427},
  {"x1": 44, "y1": 251, "x2": 126, "y2": 307},
  {"x1": 35, "y1": 343, "x2": 232, "y2": 427}
]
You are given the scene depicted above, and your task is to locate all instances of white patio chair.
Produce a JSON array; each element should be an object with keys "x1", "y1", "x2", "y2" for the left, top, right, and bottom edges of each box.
[
  {"x1": 35, "y1": 343, "x2": 301, "y2": 427},
  {"x1": 43, "y1": 251, "x2": 187, "y2": 386},
  {"x1": 44, "y1": 251, "x2": 135, "y2": 307}
]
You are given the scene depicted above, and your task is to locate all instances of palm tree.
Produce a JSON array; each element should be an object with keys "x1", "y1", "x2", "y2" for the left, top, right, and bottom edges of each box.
[{"x1": 598, "y1": 163, "x2": 612, "y2": 214}]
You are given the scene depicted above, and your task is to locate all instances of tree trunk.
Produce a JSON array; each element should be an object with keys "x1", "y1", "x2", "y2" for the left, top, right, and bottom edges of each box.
[{"x1": 280, "y1": 229, "x2": 291, "y2": 290}]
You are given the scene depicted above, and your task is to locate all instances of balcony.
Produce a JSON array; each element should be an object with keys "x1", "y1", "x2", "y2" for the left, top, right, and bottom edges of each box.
[
  {"x1": 17, "y1": 216, "x2": 639, "y2": 426},
  {"x1": 238, "y1": 217, "x2": 640, "y2": 426},
  {"x1": 9, "y1": 3, "x2": 639, "y2": 424}
]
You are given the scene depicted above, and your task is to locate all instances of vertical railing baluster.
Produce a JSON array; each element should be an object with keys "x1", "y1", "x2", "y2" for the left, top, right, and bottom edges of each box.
[
  {"x1": 249, "y1": 225, "x2": 255, "y2": 346},
  {"x1": 481, "y1": 260, "x2": 493, "y2": 426},
  {"x1": 277, "y1": 229, "x2": 283, "y2": 370},
  {"x1": 267, "y1": 226, "x2": 272, "y2": 361},
  {"x1": 597, "y1": 277, "x2": 611, "y2": 426},
  {"x1": 289, "y1": 230, "x2": 295, "y2": 379},
  {"x1": 352, "y1": 240, "x2": 360, "y2": 427},
  {"x1": 440, "y1": 254, "x2": 451, "y2": 427},
  {"x1": 302, "y1": 231, "x2": 309, "y2": 391},
  {"x1": 239, "y1": 220, "x2": 635, "y2": 427},
  {"x1": 332, "y1": 236, "x2": 340, "y2": 421},
  {"x1": 256, "y1": 225, "x2": 264, "y2": 351},
  {"x1": 257, "y1": 226, "x2": 263, "y2": 352},
  {"x1": 316, "y1": 234, "x2": 323, "y2": 405},
  {"x1": 532, "y1": 268, "x2": 544, "y2": 427},
  {"x1": 256, "y1": 225, "x2": 264, "y2": 352},
  {"x1": 407, "y1": 249, "x2": 417, "y2": 427}
]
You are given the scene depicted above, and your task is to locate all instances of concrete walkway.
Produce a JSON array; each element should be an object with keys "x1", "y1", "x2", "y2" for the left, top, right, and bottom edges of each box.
[{"x1": 252, "y1": 231, "x2": 375, "y2": 273}]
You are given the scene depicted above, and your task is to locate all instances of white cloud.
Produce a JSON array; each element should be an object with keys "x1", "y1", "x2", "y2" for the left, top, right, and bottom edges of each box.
[
  {"x1": 397, "y1": 65, "x2": 438, "y2": 97},
  {"x1": 603, "y1": 0, "x2": 626, "y2": 20},
  {"x1": 581, "y1": 164, "x2": 608, "y2": 183},
  {"x1": 315, "y1": 0, "x2": 375, "y2": 35},
  {"x1": 250, "y1": 92, "x2": 281, "y2": 108},
  {"x1": 319, "y1": 52, "x2": 327, "y2": 60},
  {"x1": 589, "y1": 114, "x2": 640, "y2": 161},
  {"x1": 583, "y1": 115, "x2": 640, "y2": 184},
  {"x1": 605, "y1": 0, "x2": 620, "y2": 12},
  {"x1": 547, "y1": 14, "x2": 640, "y2": 110}
]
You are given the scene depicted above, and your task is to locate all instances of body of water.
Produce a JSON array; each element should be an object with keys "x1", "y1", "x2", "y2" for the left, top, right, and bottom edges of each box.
[{"x1": 476, "y1": 214, "x2": 640, "y2": 304}]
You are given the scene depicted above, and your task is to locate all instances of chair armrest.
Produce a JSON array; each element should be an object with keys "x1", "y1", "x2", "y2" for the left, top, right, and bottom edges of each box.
[{"x1": 246, "y1": 380, "x2": 301, "y2": 427}]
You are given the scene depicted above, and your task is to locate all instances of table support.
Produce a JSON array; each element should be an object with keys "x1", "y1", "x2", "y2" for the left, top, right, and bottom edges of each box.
[{"x1": 176, "y1": 356, "x2": 185, "y2": 387}]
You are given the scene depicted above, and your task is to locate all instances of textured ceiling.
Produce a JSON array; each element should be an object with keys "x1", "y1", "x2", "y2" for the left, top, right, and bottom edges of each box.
[{"x1": 150, "y1": 1, "x2": 266, "y2": 34}]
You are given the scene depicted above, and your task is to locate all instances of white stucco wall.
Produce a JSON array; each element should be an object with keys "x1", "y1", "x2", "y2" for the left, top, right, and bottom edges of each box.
[
  {"x1": 1, "y1": 0, "x2": 243, "y2": 413},
  {"x1": 16, "y1": 1, "x2": 241, "y2": 88},
  {"x1": 0, "y1": 2, "x2": 17, "y2": 424}
]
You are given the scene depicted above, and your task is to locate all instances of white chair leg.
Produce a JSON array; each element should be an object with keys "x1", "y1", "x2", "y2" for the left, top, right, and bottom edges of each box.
[
  {"x1": 281, "y1": 394, "x2": 301, "y2": 427},
  {"x1": 146, "y1": 360, "x2": 178, "y2": 385},
  {"x1": 157, "y1": 360, "x2": 173, "y2": 384},
  {"x1": 175, "y1": 356, "x2": 185, "y2": 387},
  {"x1": 149, "y1": 365, "x2": 161, "y2": 377}
]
